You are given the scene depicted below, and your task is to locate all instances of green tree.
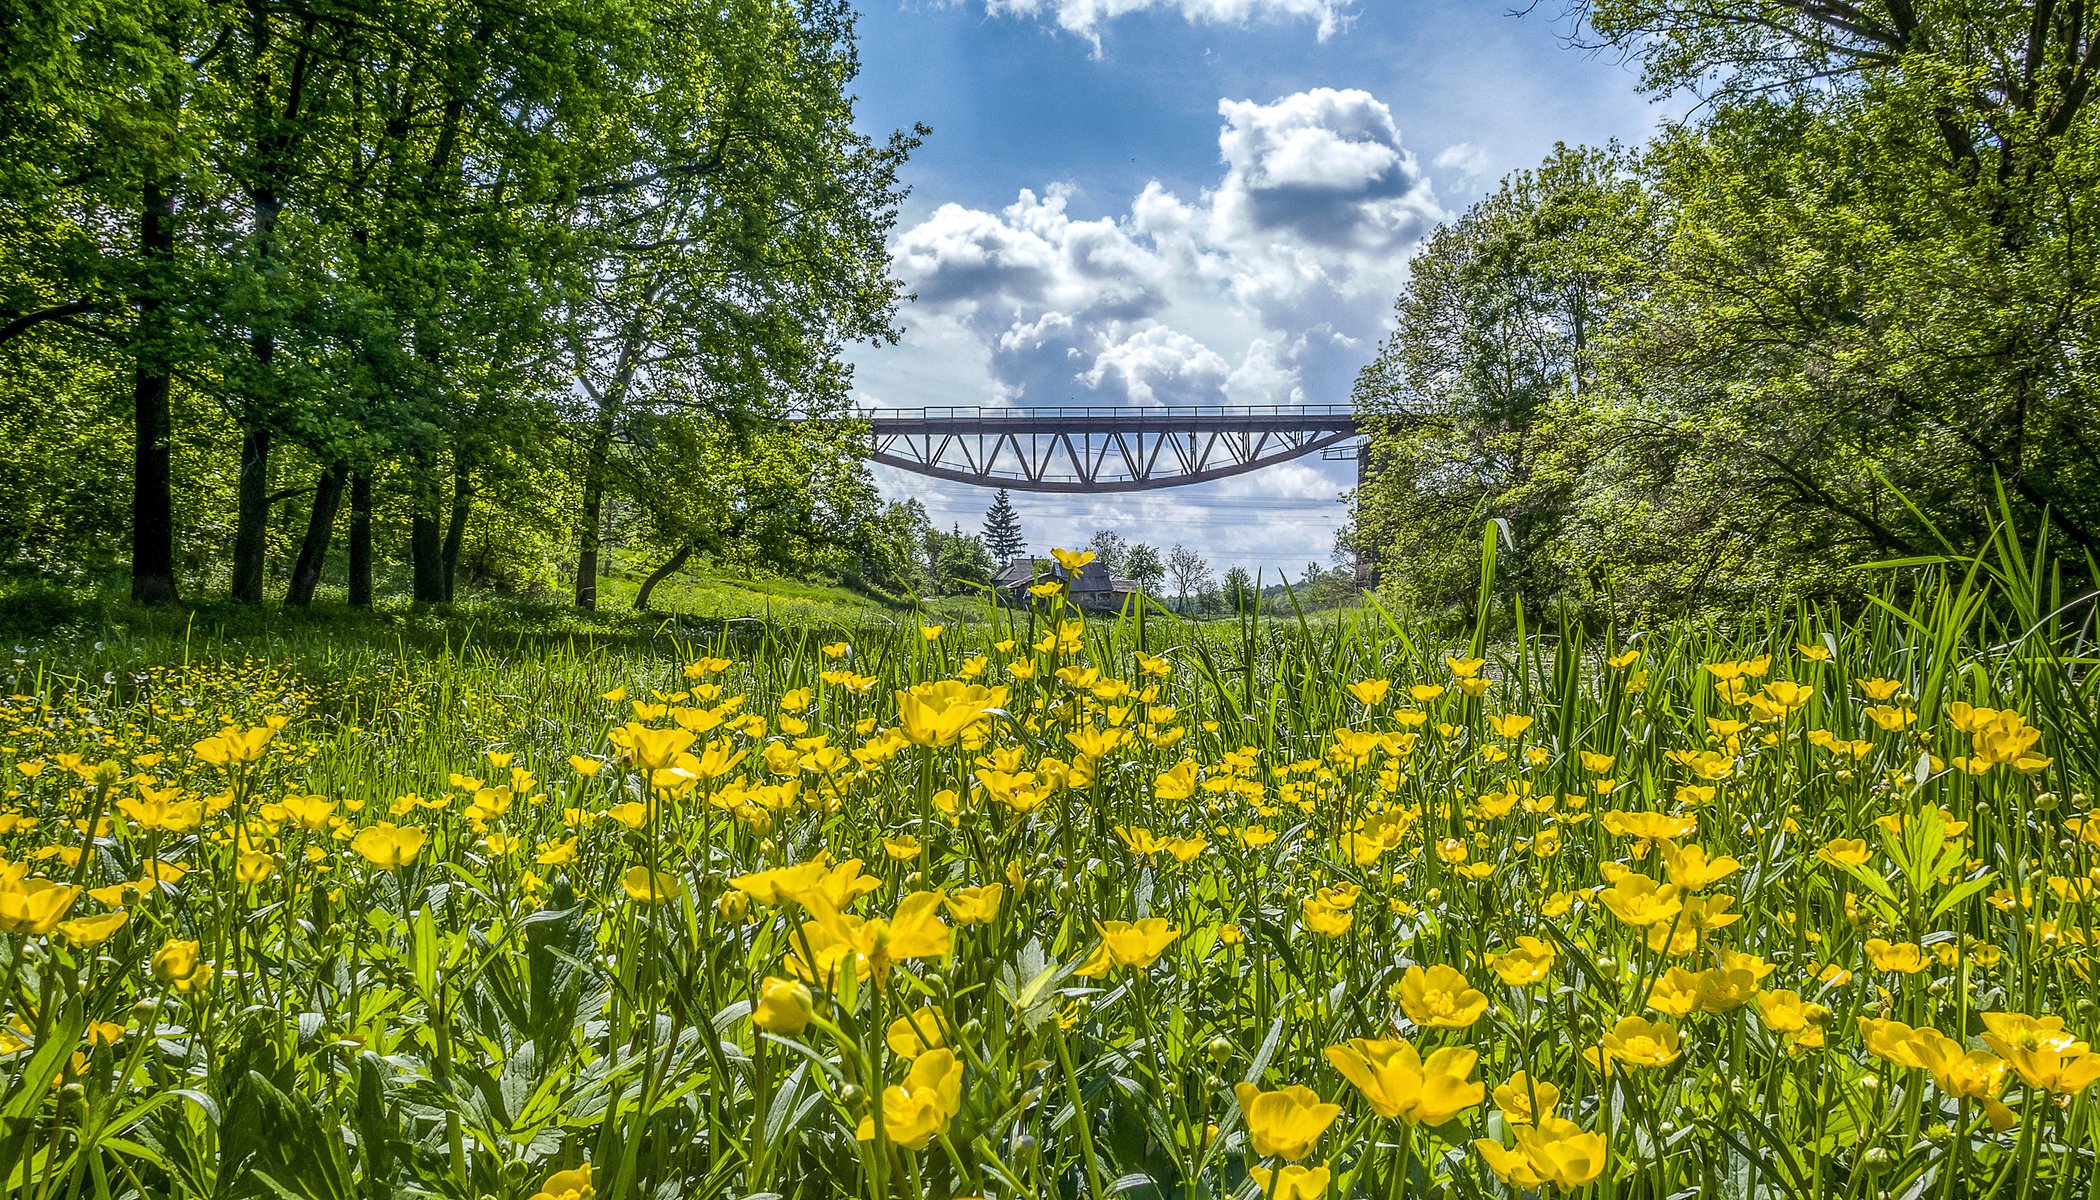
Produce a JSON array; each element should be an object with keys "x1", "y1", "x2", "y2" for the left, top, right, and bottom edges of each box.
[
  {"x1": 982, "y1": 489, "x2": 1025, "y2": 561},
  {"x1": 1086, "y1": 529, "x2": 1128, "y2": 575},
  {"x1": 1350, "y1": 143, "x2": 1645, "y2": 613},
  {"x1": 1570, "y1": 0, "x2": 2100, "y2": 557},
  {"x1": 565, "y1": 0, "x2": 920, "y2": 610},
  {"x1": 1124, "y1": 542, "x2": 1165, "y2": 595}
]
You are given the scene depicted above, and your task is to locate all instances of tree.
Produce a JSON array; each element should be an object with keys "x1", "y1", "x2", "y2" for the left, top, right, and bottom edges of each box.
[
  {"x1": 926, "y1": 525, "x2": 995, "y2": 594},
  {"x1": 565, "y1": 0, "x2": 921, "y2": 610},
  {"x1": 1221, "y1": 565, "x2": 1257, "y2": 613},
  {"x1": 982, "y1": 489, "x2": 1025, "y2": 561},
  {"x1": 1124, "y1": 542, "x2": 1165, "y2": 595},
  {"x1": 1086, "y1": 529, "x2": 1128, "y2": 575},
  {"x1": 1563, "y1": 0, "x2": 2100, "y2": 559},
  {"x1": 624, "y1": 413, "x2": 886, "y2": 611},
  {"x1": 1350, "y1": 142, "x2": 1649, "y2": 613},
  {"x1": 1166, "y1": 544, "x2": 1210, "y2": 611}
]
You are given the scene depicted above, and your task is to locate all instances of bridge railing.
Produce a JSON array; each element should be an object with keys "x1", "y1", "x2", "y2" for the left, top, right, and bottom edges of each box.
[{"x1": 848, "y1": 402, "x2": 1360, "y2": 423}]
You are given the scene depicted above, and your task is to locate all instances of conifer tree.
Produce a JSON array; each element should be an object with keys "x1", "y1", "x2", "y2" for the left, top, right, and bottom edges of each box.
[{"x1": 982, "y1": 488, "x2": 1025, "y2": 561}]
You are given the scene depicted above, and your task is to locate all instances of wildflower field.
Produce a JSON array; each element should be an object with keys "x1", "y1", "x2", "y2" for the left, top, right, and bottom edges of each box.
[{"x1": 2, "y1": 546, "x2": 2098, "y2": 1200}]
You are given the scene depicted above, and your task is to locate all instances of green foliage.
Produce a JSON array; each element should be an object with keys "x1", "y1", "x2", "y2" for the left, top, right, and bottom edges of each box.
[
  {"x1": 0, "y1": 0, "x2": 916, "y2": 611},
  {"x1": 1354, "y1": 3, "x2": 2100, "y2": 616},
  {"x1": 980, "y1": 489, "x2": 1026, "y2": 562}
]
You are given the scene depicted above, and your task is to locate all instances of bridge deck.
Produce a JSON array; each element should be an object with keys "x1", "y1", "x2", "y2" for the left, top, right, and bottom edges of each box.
[
  {"x1": 848, "y1": 403, "x2": 1358, "y2": 435},
  {"x1": 792, "y1": 403, "x2": 1399, "y2": 492}
]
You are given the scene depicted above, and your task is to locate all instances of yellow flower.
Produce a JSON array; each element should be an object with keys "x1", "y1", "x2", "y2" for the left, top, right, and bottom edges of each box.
[
  {"x1": 944, "y1": 884, "x2": 1003, "y2": 924},
  {"x1": 856, "y1": 1047, "x2": 964, "y2": 1150},
  {"x1": 1492, "y1": 1072, "x2": 1560, "y2": 1125},
  {"x1": 1819, "y1": 838, "x2": 1871, "y2": 867},
  {"x1": 1600, "y1": 1016, "x2": 1681, "y2": 1068},
  {"x1": 1978, "y1": 1012, "x2": 2100, "y2": 1095},
  {"x1": 1515, "y1": 1116, "x2": 1609, "y2": 1191},
  {"x1": 1864, "y1": 704, "x2": 1915, "y2": 731},
  {"x1": 1474, "y1": 1137, "x2": 1547, "y2": 1190},
  {"x1": 1398, "y1": 964, "x2": 1488, "y2": 1029},
  {"x1": 56, "y1": 910, "x2": 128, "y2": 947},
  {"x1": 1233, "y1": 1082, "x2": 1341, "y2": 1161},
  {"x1": 0, "y1": 878, "x2": 80, "y2": 936},
  {"x1": 1075, "y1": 918, "x2": 1179, "y2": 976},
  {"x1": 1324, "y1": 1037, "x2": 1485, "y2": 1125},
  {"x1": 1859, "y1": 1017, "x2": 1928, "y2": 1069},
  {"x1": 235, "y1": 852, "x2": 277, "y2": 883},
  {"x1": 622, "y1": 866, "x2": 683, "y2": 905},
  {"x1": 351, "y1": 823, "x2": 428, "y2": 869},
  {"x1": 528, "y1": 1163, "x2": 594, "y2": 1200},
  {"x1": 1485, "y1": 712, "x2": 1533, "y2": 738},
  {"x1": 1905, "y1": 1026, "x2": 2017, "y2": 1130},
  {"x1": 1662, "y1": 841, "x2": 1739, "y2": 891},
  {"x1": 896, "y1": 680, "x2": 1008, "y2": 747},
  {"x1": 618, "y1": 723, "x2": 696, "y2": 772},
  {"x1": 1050, "y1": 547, "x2": 1096, "y2": 573},
  {"x1": 882, "y1": 834, "x2": 923, "y2": 861},
  {"x1": 1346, "y1": 679, "x2": 1391, "y2": 707},
  {"x1": 1301, "y1": 896, "x2": 1354, "y2": 938},
  {"x1": 152, "y1": 938, "x2": 212, "y2": 993},
  {"x1": 1487, "y1": 937, "x2": 1556, "y2": 986},
  {"x1": 1600, "y1": 809, "x2": 1697, "y2": 842},
  {"x1": 1864, "y1": 938, "x2": 1929, "y2": 974},
  {"x1": 886, "y1": 1005, "x2": 947, "y2": 1057},
  {"x1": 117, "y1": 793, "x2": 205, "y2": 833},
  {"x1": 280, "y1": 794, "x2": 336, "y2": 831},
  {"x1": 752, "y1": 976, "x2": 813, "y2": 1035},
  {"x1": 1756, "y1": 989, "x2": 1830, "y2": 1048},
  {"x1": 191, "y1": 725, "x2": 276, "y2": 766},
  {"x1": 1598, "y1": 873, "x2": 1682, "y2": 928},
  {"x1": 1250, "y1": 1164, "x2": 1331, "y2": 1200},
  {"x1": 795, "y1": 892, "x2": 952, "y2": 983}
]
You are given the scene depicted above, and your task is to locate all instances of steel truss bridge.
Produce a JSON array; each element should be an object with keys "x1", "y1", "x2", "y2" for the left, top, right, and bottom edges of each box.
[{"x1": 837, "y1": 404, "x2": 1364, "y2": 493}]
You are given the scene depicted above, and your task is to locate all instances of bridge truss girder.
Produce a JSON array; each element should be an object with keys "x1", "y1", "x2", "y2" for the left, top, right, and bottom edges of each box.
[{"x1": 857, "y1": 406, "x2": 1361, "y2": 493}]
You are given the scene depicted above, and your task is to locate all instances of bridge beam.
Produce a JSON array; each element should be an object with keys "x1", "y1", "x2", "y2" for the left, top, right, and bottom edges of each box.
[{"x1": 836, "y1": 404, "x2": 1364, "y2": 493}]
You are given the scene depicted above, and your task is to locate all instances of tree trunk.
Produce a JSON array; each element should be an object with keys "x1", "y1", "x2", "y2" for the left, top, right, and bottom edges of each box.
[
  {"x1": 440, "y1": 463, "x2": 471, "y2": 601},
  {"x1": 285, "y1": 461, "x2": 348, "y2": 606},
  {"x1": 410, "y1": 510, "x2": 445, "y2": 604},
  {"x1": 130, "y1": 172, "x2": 180, "y2": 606},
  {"x1": 348, "y1": 471, "x2": 373, "y2": 607},
  {"x1": 230, "y1": 425, "x2": 272, "y2": 604},
  {"x1": 634, "y1": 543, "x2": 695, "y2": 612},
  {"x1": 574, "y1": 413, "x2": 614, "y2": 610}
]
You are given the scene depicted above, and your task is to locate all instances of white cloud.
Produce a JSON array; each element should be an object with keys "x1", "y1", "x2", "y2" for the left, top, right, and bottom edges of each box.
[
  {"x1": 887, "y1": 88, "x2": 1439, "y2": 414},
  {"x1": 862, "y1": 87, "x2": 1438, "y2": 570},
  {"x1": 975, "y1": 0, "x2": 1351, "y2": 48},
  {"x1": 1434, "y1": 141, "x2": 1492, "y2": 179}
]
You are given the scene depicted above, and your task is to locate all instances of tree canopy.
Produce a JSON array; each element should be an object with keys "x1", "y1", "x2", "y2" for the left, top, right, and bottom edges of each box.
[
  {"x1": 1351, "y1": 0, "x2": 2100, "y2": 617},
  {"x1": 1, "y1": 0, "x2": 918, "y2": 609}
]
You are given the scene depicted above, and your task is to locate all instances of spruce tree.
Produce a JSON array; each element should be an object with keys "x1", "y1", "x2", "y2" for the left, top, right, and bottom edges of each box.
[{"x1": 982, "y1": 489, "x2": 1025, "y2": 561}]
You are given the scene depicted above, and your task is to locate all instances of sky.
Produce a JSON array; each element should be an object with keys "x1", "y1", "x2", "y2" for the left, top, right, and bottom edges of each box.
[{"x1": 842, "y1": 0, "x2": 1669, "y2": 581}]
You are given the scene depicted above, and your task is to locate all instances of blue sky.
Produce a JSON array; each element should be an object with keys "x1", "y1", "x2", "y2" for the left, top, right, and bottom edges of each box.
[{"x1": 843, "y1": 0, "x2": 1669, "y2": 580}]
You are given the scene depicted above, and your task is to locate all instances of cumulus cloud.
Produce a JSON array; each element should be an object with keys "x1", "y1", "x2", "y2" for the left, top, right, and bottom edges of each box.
[
  {"x1": 977, "y1": 0, "x2": 1351, "y2": 48},
  {"x1": 864, "y1": 87, "x2": 1443, "y2": 567},
  {"x1": 887, "y1": 88, "x2": 1440, "y2": 413}
]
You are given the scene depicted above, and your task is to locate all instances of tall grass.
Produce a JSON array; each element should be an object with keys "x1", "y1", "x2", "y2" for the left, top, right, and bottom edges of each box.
[{"x1": 0, "y1": 524, "x2": 2094, "y2": 1199}]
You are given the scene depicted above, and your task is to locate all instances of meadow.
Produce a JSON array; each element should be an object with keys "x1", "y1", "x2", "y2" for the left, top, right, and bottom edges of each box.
[{"x1": 0, "y1": 534, "x2": 2097, "y2": 1200}]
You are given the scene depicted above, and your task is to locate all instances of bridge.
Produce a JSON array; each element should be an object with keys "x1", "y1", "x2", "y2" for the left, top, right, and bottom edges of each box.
[{"x1": 844, "y1": 403, "x2": 1363, "y2": 493}]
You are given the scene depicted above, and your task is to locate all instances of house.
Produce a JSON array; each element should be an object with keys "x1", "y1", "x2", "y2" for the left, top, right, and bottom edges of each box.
[{"x1": 994, "y1": 557, "x2": 1142, "y2": 613}]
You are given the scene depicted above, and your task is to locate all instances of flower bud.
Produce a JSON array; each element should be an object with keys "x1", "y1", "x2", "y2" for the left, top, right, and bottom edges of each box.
[{"x1": 752, "y1": 976, "x2": 814, "y2": 1035}]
